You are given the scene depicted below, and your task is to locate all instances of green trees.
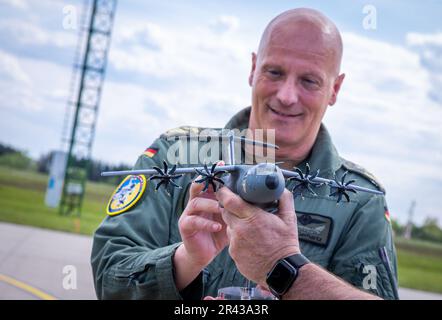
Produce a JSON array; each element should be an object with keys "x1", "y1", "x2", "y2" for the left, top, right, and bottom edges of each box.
[
  {"x1": 0, "y1": 146, "x2": 35, "y2": 170},
  {"x1": 392, "y1": 218, "x2": 442, "y2": 244},
  {"x1": 0, "y1": 142, "x2": 130, "y2": 185}
]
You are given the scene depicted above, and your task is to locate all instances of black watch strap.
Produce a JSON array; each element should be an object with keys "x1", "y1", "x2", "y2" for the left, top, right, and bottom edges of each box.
[{"x1": 285, "y1": 253, "x2": 310, "y2": 269}]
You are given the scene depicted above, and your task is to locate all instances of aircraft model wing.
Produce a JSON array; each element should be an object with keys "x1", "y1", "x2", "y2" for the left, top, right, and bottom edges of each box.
[
  {"x1": 101, "y1": 164, "x2": 238, "y2": 178},
  {"x1": 280, "y1": 163, "x2": 384, "y2": 203},
  {"x1": 281, "y1": 167, "x2": 384, "y2": 195}
]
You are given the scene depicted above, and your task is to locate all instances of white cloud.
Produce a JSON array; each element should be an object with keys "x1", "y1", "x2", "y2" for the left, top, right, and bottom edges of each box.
[
  {"x1": 109, "y1": 17, "x2": 251, "y2": 81},
  {"x1": 209, "y1": 15, "x2": 240, "y2": 34},
  {"x1": 0, "y1": 51, "x2": 71, "y2": 158},
  {"x1": 98, "y1": 15, "x2": 254, "y2": 164},
  {"x1": 405, "y1": 31, "x2": 442, "y2": 105},
  {"x1": 0, "y1": 50, "x2": 31, "y2": 84},
  {"x1": 0, "y1": 18, "x2": 77, "y2": 48},
  {"x1": 0, "y1": 0, "x2": 28, "y2": 10},
  {"x1": 406, "y1": 32, "x2": 442, "y2": 46},
  {"x1": 93, "y1": 80, "x2": 248, "y2": 164}
]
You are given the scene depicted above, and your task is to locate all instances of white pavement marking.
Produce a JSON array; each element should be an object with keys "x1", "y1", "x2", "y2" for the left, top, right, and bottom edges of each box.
[{"x1": 1, "y1": 221, "x2": 442, "y2": 300}]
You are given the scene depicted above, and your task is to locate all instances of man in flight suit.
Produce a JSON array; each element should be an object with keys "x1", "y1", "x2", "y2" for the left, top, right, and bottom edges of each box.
[{"x1": 91, "y1": 8, "x2": 399, "y2": 300}]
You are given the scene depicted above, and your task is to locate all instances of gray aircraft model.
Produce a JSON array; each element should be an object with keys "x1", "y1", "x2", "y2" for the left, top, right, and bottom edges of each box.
[{"x1": 101, "y1": 130, "x2": 384, "y2": 212}]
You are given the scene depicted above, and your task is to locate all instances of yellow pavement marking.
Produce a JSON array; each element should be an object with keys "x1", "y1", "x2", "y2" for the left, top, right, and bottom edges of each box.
[{"x1": 0, "y1": 273, "x2": 57, "y2": 300}]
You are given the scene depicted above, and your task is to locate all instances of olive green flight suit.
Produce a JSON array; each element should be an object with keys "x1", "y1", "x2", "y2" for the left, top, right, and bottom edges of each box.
[{"x1": 91, "y1": 107, "x2": 399, "y2": 300}]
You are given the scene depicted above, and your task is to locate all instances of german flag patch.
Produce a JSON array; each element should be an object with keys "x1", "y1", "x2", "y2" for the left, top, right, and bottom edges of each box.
[
  {"x1": 384, "y1": 206, "x2": 391, "y2": 223},
  {"x1": 143, "y1": 147, "x2": 158, "y2": 158}
]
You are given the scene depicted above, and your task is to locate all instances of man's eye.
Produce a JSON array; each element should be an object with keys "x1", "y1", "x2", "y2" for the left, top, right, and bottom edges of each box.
[
  {"x1": 267, "y1": 69, "x2": 282, "y2": 77},
  {"x1": 303, "y1": 78, "x2": 316, "y2": 84},
  {"x1": 302, "y1": 78, "x2": 319, "y2": 88}
]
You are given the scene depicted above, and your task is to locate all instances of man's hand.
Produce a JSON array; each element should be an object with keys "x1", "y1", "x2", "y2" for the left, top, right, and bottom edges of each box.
[
  {"x1": 174, "y1": 162, "x2": 228, "y2": 290},
  {"x1": 178, "y1": 179, "x2": 228, "y2": 267},
  {"x1": 217, "y1": 187, "x2": 300, "y2": 286},
  {"x1": 216, "y1": 187, "x2": 381, "y2": 300}
]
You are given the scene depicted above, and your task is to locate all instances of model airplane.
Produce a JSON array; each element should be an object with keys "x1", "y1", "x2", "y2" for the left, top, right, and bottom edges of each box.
[{"x1": 101, "y1": 130, "x2": 384, "y2": 212}]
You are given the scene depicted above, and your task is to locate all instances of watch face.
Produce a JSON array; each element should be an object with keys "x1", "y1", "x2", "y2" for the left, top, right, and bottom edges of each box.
[{"x1": 267, "y1": 260, "x2": 298, "y2": 294}]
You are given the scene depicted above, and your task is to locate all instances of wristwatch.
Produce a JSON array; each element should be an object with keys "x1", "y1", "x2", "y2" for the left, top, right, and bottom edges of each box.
[{"x1": 266, "y1": 253, "x2": 310, "y2": 299}]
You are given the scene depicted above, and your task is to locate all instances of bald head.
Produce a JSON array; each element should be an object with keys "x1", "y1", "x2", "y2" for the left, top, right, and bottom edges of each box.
[{"x1": 257, "y1": 8, "x2": 343, "y2": 75}]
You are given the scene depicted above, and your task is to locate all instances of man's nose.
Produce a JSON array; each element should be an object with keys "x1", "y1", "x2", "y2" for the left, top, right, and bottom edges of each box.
[{"x1": 276, "y1": 78, "x2": 298, "y2": 107}]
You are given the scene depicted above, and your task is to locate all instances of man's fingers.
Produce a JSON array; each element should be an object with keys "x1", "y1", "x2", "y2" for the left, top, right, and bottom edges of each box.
[
  {"x1": 277, "y1": 189, "x2": 296, "y2": 223},
  {"x1": 217, "y1": 160, "x2": 225, "y2": 167},
  {"x1": 189, "y1": 176, "x2": 207, "y2": 199},
  {"x1": 180, "y1": 215, "x2": 223, "y2": 235},
  {"x1": 189, "y1": 176, "x2": 217, "y2": 200},
  {"x1": 278, "y1": 189, "x2": 295, "y2": 212},
  {"x1": 226, "y1": 225, "x2": 232, "y2": 242},
  {"x1": 189, "y1": 160, "x2": 226, "y2": 200},
  {"x1": 181, "y1": 197, "x2": 225, "y2": 235},
  {"x1": 216, "y1": 187, "x2": 255, "y2": 219},
  {"x1": 185, "y1": 197, "x2": 221, "y2": 216},
  {"x1": 221, "y1": 208, "x2": 235, "y2": 227}
]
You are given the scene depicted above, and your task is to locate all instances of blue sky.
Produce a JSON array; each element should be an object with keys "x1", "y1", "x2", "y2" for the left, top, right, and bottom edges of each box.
[{"x1": 0, "y1": 0, "x2": 441, "y2": 226}]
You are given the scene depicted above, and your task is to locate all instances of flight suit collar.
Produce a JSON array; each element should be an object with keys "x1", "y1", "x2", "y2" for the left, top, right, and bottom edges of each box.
[
  {"x1": 223, "y1": 106, "x2": 343, "y2": 176},
  {"x1": 301, "y1": 125, "x2": 343, "y2": 178},
  {"x1": 224, "y1": 106, "x2": 251, "y2": 131}
]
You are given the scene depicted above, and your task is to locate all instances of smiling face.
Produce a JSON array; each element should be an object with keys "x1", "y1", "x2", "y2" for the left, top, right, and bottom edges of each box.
[{"x1": 248, "y1": 9, "x2": 345, "y2": 161}]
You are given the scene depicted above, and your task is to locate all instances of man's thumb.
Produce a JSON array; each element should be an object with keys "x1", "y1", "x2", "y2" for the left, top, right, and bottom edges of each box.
[{"x1": 277, "y1": 189, "x2": 296, "y2": 222}]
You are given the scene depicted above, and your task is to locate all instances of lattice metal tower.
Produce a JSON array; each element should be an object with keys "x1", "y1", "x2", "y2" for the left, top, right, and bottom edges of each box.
[{"x1": 60, "y1": 0, "x2": 117, "y2": 216}]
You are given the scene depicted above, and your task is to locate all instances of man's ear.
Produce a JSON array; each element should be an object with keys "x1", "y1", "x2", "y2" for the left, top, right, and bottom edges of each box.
[
  {"x1": 248, "y1": 52, "x2": 257, "y2": 87},
  {"x1": 328, "y1": 73, "x2": 345, "y2": 106}
]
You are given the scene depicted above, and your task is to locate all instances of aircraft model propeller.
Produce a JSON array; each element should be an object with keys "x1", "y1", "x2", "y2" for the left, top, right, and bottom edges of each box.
[
  {"x1": 286, "y1": 163, "x2": 323, "y2": 199},
  {"x1": 328, "y1": 171, "x2": 357, "y2": 203},
  {"x1": 149, "y1": 160, "x2": 183, "y2": 195},
  {"x1": 195, "y1": 163, "x2": 228, "y2": 192}
]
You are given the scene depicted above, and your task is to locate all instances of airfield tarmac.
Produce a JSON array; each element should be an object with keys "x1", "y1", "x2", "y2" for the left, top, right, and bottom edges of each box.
[{"x1": 0, "y1": 222, "x2": 441, "y2": 300}]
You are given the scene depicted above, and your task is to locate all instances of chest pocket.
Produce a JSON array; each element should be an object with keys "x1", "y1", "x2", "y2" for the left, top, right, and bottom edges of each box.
[{"x1": 295, "y1": 195, "x2": 358, "y2": 267}]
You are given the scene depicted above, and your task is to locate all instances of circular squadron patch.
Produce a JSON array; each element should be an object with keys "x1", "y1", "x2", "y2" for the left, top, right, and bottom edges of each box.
[{"x1": 106, "y1": 175, "x2": 147, "y2": 216}]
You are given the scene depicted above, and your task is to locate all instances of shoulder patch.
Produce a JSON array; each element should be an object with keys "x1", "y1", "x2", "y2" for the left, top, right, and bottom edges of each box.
[
  {"x1": 341, "y1": 158, "x2": 385, "y2": 194},
  {"x1": 160, "y1": 126, "x2": 221, "y2": 140},
  {"x1": 106, "y1": 175, "x2": 147, "y2": 216},
  {"x1": 143, "y1": 147, "x2": 158, "y2": 158},
  {"x1": 384, "y1": 205, "x2": 391, "y2": 223}
]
